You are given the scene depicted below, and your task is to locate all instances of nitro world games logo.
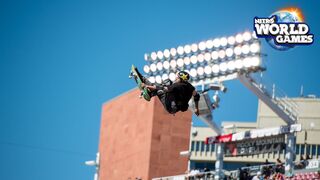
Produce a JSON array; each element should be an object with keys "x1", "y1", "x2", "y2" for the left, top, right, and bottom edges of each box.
[{"x1": 254, "y1": 7, "x2": 314, "y2": 51}]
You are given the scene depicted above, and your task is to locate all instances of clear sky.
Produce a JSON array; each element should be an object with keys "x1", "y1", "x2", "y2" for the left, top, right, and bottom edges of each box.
[{"x1": 0, "y1": 0, "x2": 319, "y2": 179}]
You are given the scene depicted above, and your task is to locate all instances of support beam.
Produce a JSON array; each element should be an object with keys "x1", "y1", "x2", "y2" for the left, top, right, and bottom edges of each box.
[{"x1": 238, "y1": 73, "x2": 295, "y2": 125}]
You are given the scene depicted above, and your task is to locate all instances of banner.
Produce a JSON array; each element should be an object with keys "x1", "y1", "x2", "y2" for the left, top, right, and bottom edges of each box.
[
  {"x1": 205, "y1": 124, "x2": 301, "y2": 144},
  {"x1": 206, "y1": 133, "x2": 233, "y2": 144},
  {"x1": 224, "y1": 135, "x2": 285, "y2": 157}
]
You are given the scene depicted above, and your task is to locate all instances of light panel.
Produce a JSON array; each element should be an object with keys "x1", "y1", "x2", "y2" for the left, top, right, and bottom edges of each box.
[{"x1": 143, "y1": 31, "x2": 263, "y2": 85}]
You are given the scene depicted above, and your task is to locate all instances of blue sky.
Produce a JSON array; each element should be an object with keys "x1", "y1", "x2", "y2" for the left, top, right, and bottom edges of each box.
[{"x1": 0, "y1": 0, "x2": 319, "y2": 179}]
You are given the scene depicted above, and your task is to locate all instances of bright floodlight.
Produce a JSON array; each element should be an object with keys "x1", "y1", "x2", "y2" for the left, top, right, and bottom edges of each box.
[
  {"x1": 191, "y1": 43, "x2": 198, "y2": 52},
  {"x1": 198, "y1": 41, "x2": 206, "y2": 51},
  {"x1": 197, "y1": 67, "x2": 204, "y2": 76},
  {"x1": 162, "y1": 73, "x2": 168, "y2": 81},
  {"x1": 190, "y1": 68, "x2": 197, "y2": 77},
  {"x1": 206, "y1": 40, "x2": 214, "y2": 49},
  {"x1": 225, "y1": 48, "x2": 233, "y2": 57},
  {"x1": 177, "y1": 58, "x2": 184, "y2": 67},
  {"x1": 170, "y1": 60, "x2": 177, "y2": 69},
  {"x1": 219, "y1": 62, "x2": 228, "y2": 72},
  {"x1": 150, "y1": 63, "x2": 157, "y2": 72},
  {"x1": 170, "y1": 48, "x2": 177, "y2": 57},
  {"x1": 184, "y1": 45, "x2": 191, "y2": 54},
  {"x1": 227, "y1": 61, "x2": 235, "y2": 71},
  {"x1": 218, "y1": 50, "x2": 226, "y2": 59},
  {"x1": 220, "y1": 37, "x2": 228, "y2": 47},
  {"x1": 243, "y1": 57, "x2": 251, "y2": 68},
  {"x1": 190, "y1": 55, "x2": 198, "y2": 64},
  {"x1": 227, "y1": 36, "x2": 235, "y2": 45},
  {"x1": 177, "y1": 46, "x2": 184, "y2": 55},
  {"x1": 157, "y1": 62, "x2": 163, "y2": 71},
  {"x1": 144, "y1": 54, "x2": 148, "y2": 61},
  {"x1": 241, "y1": 45, "x2": 250, "y2": 55},
  {"x1": 250, "y1": 43, "x2": 260, "y2": 53},
  {"x1": 169, "y1": 72, "x2": 176, "y2": 81},
  {"x1": 143, "y1": 65, "x2": 150, "y2": 73},
  {"x1": 184, "y1": 57, "x2": 190, "y2": 66},
  {"x1": 151, "y1": 52, "x2": 157, "y2": 61},
  {"x1": 235, "y1": 59, "x2": 243, "y2": 69},
  {"x1": 235, "y1": 33, "x2": 243, "y2": 43},
  {"x1": 157, "y1": 51, "x2": 164, "y2": 60},
  {"x1": 234, "y1": 46, "x2": 242, "y2": 55},
  {"x1": 212, "y1": 64, "x2": 220, "y2": 74},
  {"x1": 242, "y1": 32, "x2": 252, "y2": 41},
  {"x1": 213, "y1": 38, "x2": 220, "y2": 48},
  {"x1": 163, "y1": 61, "x2": 170, "y2": 69},
  {"x1": 197, "y1": 54, "x2": 204, "y2": 63},
  {"x1": 204, "y1": 65, "x2": 212, "y2": 75},
  {"x1": 149, "y1": 76, "x2": 155, "y2": 83},
  {"x1": 155, "y1": 75, "x2": 162, "y2": 84},
  {"x1": 251, "y1": 56, "x2": 261, "y2": 66},
  {"x1": 163, "y1": 49, "x2": 170, "y2": 58},
  {"x1": 204, "y1": 52, "x2": 211, "y2": 61},
  {"x1": 211, "y1": 51, "x2": 218, "y2": 60}
]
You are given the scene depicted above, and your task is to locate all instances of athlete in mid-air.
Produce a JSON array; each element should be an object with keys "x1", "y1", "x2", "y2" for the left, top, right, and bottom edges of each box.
[{"x1": 136, "y1": 68, "x2": 200, "y2": 116}]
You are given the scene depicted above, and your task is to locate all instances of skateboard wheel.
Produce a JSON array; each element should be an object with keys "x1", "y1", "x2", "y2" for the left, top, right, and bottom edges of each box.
[{"x1": 129, "y1": 75, "x2": 132, "y2": 79}]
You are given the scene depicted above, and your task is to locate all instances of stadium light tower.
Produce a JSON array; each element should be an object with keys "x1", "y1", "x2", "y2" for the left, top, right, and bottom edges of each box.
[{"x1": 142, "y1": 31, "x2": 264, "y2": 180}]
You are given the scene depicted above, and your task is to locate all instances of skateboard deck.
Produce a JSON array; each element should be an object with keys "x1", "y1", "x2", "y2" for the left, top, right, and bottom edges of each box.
[{"x1": 129, "y1": 65, "x2": 151, "y2": 101}]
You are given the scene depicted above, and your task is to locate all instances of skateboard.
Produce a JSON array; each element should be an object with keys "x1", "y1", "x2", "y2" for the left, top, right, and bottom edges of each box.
[{"x1": 129, "y1": 65, "x2": 151, "y2": 101}]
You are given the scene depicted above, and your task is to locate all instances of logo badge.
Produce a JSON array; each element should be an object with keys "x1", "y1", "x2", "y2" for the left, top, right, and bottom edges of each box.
[{"x1": 254, "y1": 7, "x2": 314, "y2": 51}]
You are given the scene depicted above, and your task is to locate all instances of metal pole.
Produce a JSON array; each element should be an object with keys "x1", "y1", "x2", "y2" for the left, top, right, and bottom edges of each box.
[
  {"x1": 188, "y1": 122, "x2": 193, "y2": 171},
  {"x1": 285, "y1": 133, "x2": 296, "y2": 177},
  {"x1": 215, "y1": 143, "x2": 225, "y2": 180}
]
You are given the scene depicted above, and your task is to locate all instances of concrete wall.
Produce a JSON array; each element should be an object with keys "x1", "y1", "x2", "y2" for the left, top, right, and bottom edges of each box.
[{"x1": 99, "y1": 89, "x2": 192, "y2": 180}]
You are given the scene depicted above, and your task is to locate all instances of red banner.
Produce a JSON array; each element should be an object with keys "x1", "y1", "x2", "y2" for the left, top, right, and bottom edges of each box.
[{"x1": 205, "y1": 133, "x2": 233, "y2": 144}]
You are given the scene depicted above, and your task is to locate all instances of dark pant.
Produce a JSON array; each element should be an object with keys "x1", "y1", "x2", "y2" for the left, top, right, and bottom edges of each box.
[{"x1": 138, "y1": 73, "x2": 177, "y2": 114}]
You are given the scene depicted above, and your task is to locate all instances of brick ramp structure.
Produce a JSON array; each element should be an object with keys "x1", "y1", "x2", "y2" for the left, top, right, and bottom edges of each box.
[{"x1": 99, "y1": 89, "x2": 192, "y2": 180}]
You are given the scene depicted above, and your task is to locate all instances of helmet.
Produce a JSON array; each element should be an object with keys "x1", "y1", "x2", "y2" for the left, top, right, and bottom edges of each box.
[{"x1": 177, "y1": 71, "x2": 190, "y2": 81}]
